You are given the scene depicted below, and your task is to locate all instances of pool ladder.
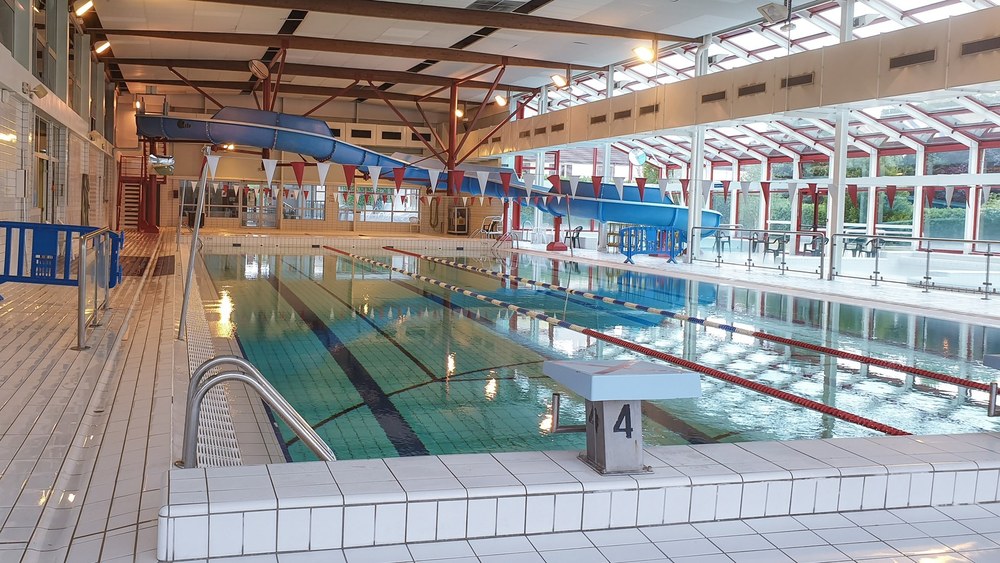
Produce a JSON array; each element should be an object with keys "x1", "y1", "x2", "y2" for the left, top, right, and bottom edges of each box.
[{"x1": 179, "y1": 355, "x2": 336, "y2": 468}]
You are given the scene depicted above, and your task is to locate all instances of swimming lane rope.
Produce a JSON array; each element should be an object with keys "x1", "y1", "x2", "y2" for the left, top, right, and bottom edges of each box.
[
  {"x1": 326, "y1": 246, "x2": 909, "y2": 436},
  {"x1": 387, "y1": 248, "x2": 989, "y2": 394}
]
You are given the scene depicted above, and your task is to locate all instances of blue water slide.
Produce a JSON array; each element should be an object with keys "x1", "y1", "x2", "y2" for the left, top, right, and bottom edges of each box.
[{"x1": 136, "y1": 108, "x2": 722, "y2": 231}]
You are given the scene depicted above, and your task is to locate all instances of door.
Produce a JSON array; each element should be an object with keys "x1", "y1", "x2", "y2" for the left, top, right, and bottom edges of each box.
[{"x1": 241, "y1": 184, "x2": 278, "y2": 228}]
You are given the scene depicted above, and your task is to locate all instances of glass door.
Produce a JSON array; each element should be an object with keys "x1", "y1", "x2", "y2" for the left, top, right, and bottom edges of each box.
[{"x1": 241, "y1": 184, "x2": 278, "y2": 228}]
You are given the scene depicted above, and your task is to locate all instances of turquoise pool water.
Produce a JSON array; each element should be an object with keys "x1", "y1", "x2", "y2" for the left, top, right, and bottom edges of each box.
[{"x1": 202, "y1": 251, "x2": 1000, "y2": 461}]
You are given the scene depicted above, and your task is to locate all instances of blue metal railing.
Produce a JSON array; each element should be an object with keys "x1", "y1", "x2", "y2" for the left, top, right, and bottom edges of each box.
[
  {"x1": 620, "y1": 226, "x2": 686, "y2": 264},
  {"x1": 0, "y1": 221, "x2": 124, "y2": 298}
]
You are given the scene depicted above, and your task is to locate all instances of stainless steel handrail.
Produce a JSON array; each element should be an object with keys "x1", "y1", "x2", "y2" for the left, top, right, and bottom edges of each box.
[
  {"x1": 180, "y1": 355, "x2": 336, "y2": 467},
  {"x1": 74, "y1": 227, "x2": 112, "y2": 350},
  {"x1": 692, "y1": 225, "x2": 829, "y2": 278}
]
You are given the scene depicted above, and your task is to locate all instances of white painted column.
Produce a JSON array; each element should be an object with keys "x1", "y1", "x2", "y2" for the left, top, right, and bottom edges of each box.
[
  {"x1": 598, "y1": 142, "x2": 613, "y2": 252},
  {"x1": 911, "y1": 147, "x2": 925, "y2": 249},
  {"x1": 685, "y1": 35, "x2": 710, "y2": 263},
  {"x1": 826, "y1": 1, "x2": 855, "y2": 279}
]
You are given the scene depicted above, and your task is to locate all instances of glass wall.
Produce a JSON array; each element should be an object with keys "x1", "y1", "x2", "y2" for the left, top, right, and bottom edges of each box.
[
  {"x1": 770, "y1": 161, "x2": 793, "y2": 180},
  {"x1": 980, "y1": 148, "x2": 1000, "y2": 243},
  {"x1": 282, "y1": 184, "x2": 325, "y2": 220},
  {"x1": 768, "y1": 187, "x2": 791, "y2": 231},
  {"x1": 338, "y1": 185, "x2": 419, "y2": 223},
  {"x1": 925, "y1": 149, "x2": 969, "y2": 175}
]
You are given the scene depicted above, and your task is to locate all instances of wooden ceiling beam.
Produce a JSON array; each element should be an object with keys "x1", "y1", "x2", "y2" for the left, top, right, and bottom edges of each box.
[
  {"x1": 108, "y1": 58, "x2": 536, "y2": 92},
  {"x1": 92, "y1": 29, "x2": 603, "y2": 71},
  {"x1": 197, "y1": 0, "x2": 695, "y2": 43},
  {"x1": 131, "y1": 79, "x2": 453, "y2": 104}
]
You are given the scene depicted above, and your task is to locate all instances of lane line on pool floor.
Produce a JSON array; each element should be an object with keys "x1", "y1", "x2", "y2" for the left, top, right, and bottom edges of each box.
[
  {"x1": 323, "y1": 252, "x2": 724, "y2": 445},
  {"x1": 390, "y1": 278, "x2": 724, "y2": 445},
  {"x1": 327, "y1": 246, "x2": 909, "y2": 437},
  {"x1": 267, "y1": 274, "x2": 430, "y2": 457},
  {"x1": 388, "y1": 248, "x2": 989, "y2": 395}
]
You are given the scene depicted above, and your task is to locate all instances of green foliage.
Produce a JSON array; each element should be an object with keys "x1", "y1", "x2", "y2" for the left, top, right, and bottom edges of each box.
[
  {"x1": 878, "y1": 154, "x2": 915, "y2": 176},
  {"x1": 642, "y1": 162, "x2": 660, "y2": 182}
]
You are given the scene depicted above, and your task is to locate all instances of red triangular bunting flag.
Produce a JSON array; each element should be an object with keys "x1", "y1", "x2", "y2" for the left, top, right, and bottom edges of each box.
[
  {"x1": 636, "y1": 177, "x2": 647, "y2": 200},
  {"x1": 342, "y1": 165, "x2": 357, "y2": 189},
  {"x1": 591, "y1": 176, "x2": 603, "y2": 198},
  {"x1": 924, "y1": 186, "x2": 937, "y2": 207},
  {"x1": 499, "y1": 171, "x2": 512, "y2": 197},
  {"x1": 392, "y1": 167, "x2": 406, "y2": 192},
  {"x1": 679, "y1": 179, "x2": 690, "y2": 204},
  {"x1": 290, "y1": 161, "x2": 306, "y2": 188},
  {"x1": 721, "y1": 180, "x2": 731, "y2": 202},
  {"x1": 886, "y1": 185, "x2": 897, "y2": 208},
  {"x1": 449, "y1": 170, "x2": 465, "y2": 197},
  {"x1": 846, "y1": 184, "x2": 858, "y2": 207},
  {"x1": 303, "y1": 190, "x2": 309, "y2": 200},
  {"x1": 547, "y1": 174, "x2": 562, "y2": 194},
  {"x1": 488, "y1": 197, "x2": 494, "y2": 205},
  {"x1": 808, "y1": 182, "x2": 818, "y2": 202},
  {"x1": 760, "y1": 181, "x2": 771, "y2": 200}
]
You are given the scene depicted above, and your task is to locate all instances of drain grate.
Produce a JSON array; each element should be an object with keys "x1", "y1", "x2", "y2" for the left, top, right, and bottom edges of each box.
[{"x1": 152, "y1": 256, "x2": 175, "y2": 276}]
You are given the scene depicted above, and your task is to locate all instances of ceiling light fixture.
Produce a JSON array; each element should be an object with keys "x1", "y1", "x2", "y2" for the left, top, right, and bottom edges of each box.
[
  {"x1": 73, "y1": 0, "x2": 93, "y2": 17},
  {"x1": 94, "y1": 40, "x2": 111, "y2": 54},
  {"x1": 494, "y1": 94, "x2": 507, "y2": 107},
  {"x1": 757, "y1": 2, "x2": 789, "y2": 23},
  {"x1": 633, "y1": 46, "x2": 656, "y2": 63},
  {"x1": 779, "y1": 21, "x2": 796, "y2": 32},
  {"x1": 22, "y1": 82, "x2": 48, "y2": 99},
  {"x1": 551, "y1": 74, "x2": 567, "y2": 88},
  {"x1": 134, "y1": 99, "x2": 142, "y2": 110},
  {"x1": 455, "y1": 108, "x2": 464, "y2": 118}
]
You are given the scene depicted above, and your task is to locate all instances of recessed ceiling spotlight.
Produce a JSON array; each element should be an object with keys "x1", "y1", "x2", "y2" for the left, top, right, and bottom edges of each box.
[
  {"x1": 95, "y1": 40, "x2": 111, "y2": 54},
  {"x1": 633, "y1": 46, "x2": 656, "y2": 63},
  {"x1": 494, "y1": 94, "x2": 507, "y2": 107},
  {"x1": 551, "y1": 74, "x2": 568, "y2": 88},
  {"x1": 73, "y1": 0, "x2": 93, "y2": 17}
]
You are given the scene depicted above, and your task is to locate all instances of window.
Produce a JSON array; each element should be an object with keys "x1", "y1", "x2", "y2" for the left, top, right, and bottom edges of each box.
[
  {"x1": 799, "y1": 160, "x2": 828, "y2": 179},
  {"x1": 208, "y1": 181, "x2": 240, "y2": 218},
  {"x1": 878, "y1": 153, "x2": 916, "y2": 176},
  {"x1": 282, "y1": 184, "x2": 325, "y2": 220},
  {"x1": 338, "y1": 185, "x2": 420, "y2": 223},
  {"x1": 926, "y1": 149, "x2": 970, "y2": 175},
  {"x1": 0, "y1": 0, "x2": 14, "y2": 54},
  {"x1": 769, "y1": 161, "x2": 793, "y2": 180}
]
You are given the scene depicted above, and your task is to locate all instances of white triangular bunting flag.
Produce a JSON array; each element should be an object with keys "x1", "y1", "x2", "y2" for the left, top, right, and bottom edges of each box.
[
  {"x1": 212, "y1": 182, "x2": 220, "y2": 194},
  {"x1": 427, "y1": 168, "x2": 442, "y2": 192},
  {"x1": 983, "y1": 186, "x2": 993, "y2": 205},
  {"x1": 658, "y1": 178, "x2": 670, "y2": 201},
  {"x1": 522, "y1": 173, "x2": 535, "y2": 197},
  {"x1": 262, "y1": 158, "x2": 277, "y2": 186},
  {"x1": 462, "y1": 197, "x2": 469, "y2": 206},
  {"x1": 203, "y1": 154, "x2": 220, "y2": 181},
  {"x1": 741, "y1": 181, "x2": 751, "y2": 200},
  {"x1": 703, "y1": 180, "x2": 713, "y2": 205},
  {"x1": 368, "y1": 165, "x2": 382, "y2": 191},
  {"x1": 475, "y1": 171, "x2": 490, "y2": 196},
  {"x1": 945, "y1": 185, "x2": 955, "y2": 207},
  {"x1": 316, "y1": 161, "x2": 331, "y2": 187},
  {"x1": 612, "y1": 177, "x2": 625, "y2": 199},
  {"x1": 479, "y1": 196, "x2": 486, "y2": 206},
  {"x1": 569, "y1": 175, "x2": 581, "y2": 197}
]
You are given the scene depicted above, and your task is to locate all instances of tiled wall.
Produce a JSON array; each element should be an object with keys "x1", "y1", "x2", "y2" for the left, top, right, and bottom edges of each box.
[{"x1": 0, "y1": 94, "x2": 115, "y2": 273}]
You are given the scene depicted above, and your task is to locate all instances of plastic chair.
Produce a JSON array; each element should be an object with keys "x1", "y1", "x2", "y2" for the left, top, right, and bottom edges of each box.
[
  {"x1": 763, "y1": 234, "x2": 788, "y2": 260},
  {"x1": 567, "y1": 226, "x2": 583, "y2": 248}
]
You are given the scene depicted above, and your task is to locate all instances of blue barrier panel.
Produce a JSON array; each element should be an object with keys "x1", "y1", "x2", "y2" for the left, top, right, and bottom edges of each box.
[
  {"x1": 0, "y1": 221, "x2": 124, "y2": 300},
  {"x1": 620, "y1": 226, "x2": 686, "y2": 265}
]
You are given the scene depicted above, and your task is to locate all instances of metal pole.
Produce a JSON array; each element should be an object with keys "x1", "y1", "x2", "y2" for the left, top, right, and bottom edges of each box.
[
  {"x1": 871, "y1": 236, "x2": 881, "y2": 286},
  {"x1": 74, "y1": 240, "x2": 88, "y2": 350},
  {"x1": 178, "y1": 151, "x2": 211, "y2": 340},
  {"x1": 922, "y1": 240, "x2": 933, "y2": 293},
  {"x1": 984, "y1": 242, "x2": 993, "y2": 300}
]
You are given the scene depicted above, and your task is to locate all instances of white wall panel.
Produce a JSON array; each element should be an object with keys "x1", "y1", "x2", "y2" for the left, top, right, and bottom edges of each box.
[
  {"x1": 822, "y1": 35, "x2": 880, "y2": 106},
  {"x1": 731, "y1": 60, "x2": 777, "y2": 120},
  {"x1": 878, "y1": 19, "x2": 949, "y2": 99},
  {"x1": 775, "y1": 49, "x2": 823, "y2": 112},
  {"x1": 946, "y1": 7, "x2": 1000, "y2": 89}
]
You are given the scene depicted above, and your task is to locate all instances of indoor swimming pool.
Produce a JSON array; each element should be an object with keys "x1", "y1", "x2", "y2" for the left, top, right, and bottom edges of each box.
[{"x1": 201, "y1": 250, "x2": 1000, "y2": 462}]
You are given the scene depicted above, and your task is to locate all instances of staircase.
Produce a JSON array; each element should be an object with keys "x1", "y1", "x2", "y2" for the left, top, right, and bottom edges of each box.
[{"x1": 121, "y1": 183, "x2": 141, "y2": 229}]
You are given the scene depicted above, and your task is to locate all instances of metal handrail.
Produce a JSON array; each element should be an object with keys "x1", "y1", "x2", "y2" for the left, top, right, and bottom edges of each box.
[
  {"x1": 180, "y1": 355, "x2": 336, "y2": 467},
  {"x1": 74, "y1": 227, "x2": 112, "y2": 350}
]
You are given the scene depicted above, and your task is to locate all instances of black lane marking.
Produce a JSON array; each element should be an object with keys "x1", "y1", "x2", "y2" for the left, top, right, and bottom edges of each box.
[
  {"x1": 390, "y1": 280, "x2": 719, "y2": 445},
  {"x1": 282, "y1": 259, "x2": 439, "y2": 381},
  {"x1": 268, "y1": 274, "x2": 429, "y2": 456}
]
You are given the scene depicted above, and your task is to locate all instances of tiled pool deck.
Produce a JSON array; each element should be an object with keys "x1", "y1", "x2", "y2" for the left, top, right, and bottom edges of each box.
[{"x1": 0, "y1": 231, "x2": 997, "y2": 562}]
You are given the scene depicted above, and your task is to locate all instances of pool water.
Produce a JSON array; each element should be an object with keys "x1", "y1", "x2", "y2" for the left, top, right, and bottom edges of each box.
[{"x1": 202, "y1": 251, "x2": 1000, "y2": 462}]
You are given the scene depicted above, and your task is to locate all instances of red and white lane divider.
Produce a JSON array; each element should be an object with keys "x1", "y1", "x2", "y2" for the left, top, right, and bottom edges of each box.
[
  {"x1": 327, "y1": 246, "x2": 909, "y2": 436},
  {"x1": 388, "y1": 248, "x2": 990, "y2": 395}
]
